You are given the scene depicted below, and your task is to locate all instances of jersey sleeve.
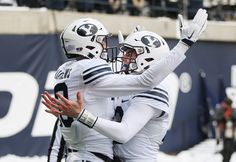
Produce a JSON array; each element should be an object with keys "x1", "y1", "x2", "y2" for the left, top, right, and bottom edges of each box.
[
  {"x1": 86, "y1": 43, "x2": 186, "y2": 97},
  {"x1": 132, "y1": 87, "x2": 170, "y2": 114},
  {"x1": 81, "y1": 60, "x2": 114, "y2": 85},
  {"x1": 93, "y1": 103, "x2": 163, "y2": 143},
  {"x1": 47, "y1": 119, "x2": 66, "y2": 162}
]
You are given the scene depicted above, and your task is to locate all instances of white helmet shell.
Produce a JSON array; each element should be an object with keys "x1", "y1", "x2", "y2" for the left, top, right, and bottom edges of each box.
[
  {"x1": 120, "y1": 30, "x2": 170, "y2": 73},
  {"x1": 60, "y1": 18, "x2": 109, "y2": 59}
]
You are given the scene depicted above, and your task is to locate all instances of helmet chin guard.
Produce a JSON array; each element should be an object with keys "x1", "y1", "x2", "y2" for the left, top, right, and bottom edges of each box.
[{"x1": 60, "y1": 18, "x2": 110, "y2": 59}]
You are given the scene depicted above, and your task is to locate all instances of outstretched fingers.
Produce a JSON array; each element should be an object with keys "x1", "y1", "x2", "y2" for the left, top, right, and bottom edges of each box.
[
  {"x1": 178, "y1": 14, "x2": 184, "y2": 37},
  {"x1": 54, "y1": 93, "x2": 71, "y2": 112},
  {"x1": 192, "y1": 8, "x2": 208, "y2": 38},
  {"x1": 56, "y1": 92, "x2": 70, "y2": 106},
  {"x1": 41, "y1": 91, "x2": 61, "y2": 117},
  {"x1": 42, "y1": 91, "x2": 54, "y2": 106},
  {"x1": 193, "y1": 8, "x2": 208, "y2": 26},
  {"x1": 178, "y1": 14, "x2": 184, "y2": 29},
  {"x1": 44, "y1": 107, "x2": 61, "y2": 117},
  {"x1": 41, "y1": 91, "x2": 84, "y2": 118},
  {"x1": 118, "y1": 30, "x2": 124, "y2": 44},
  {"x1": 55, "y1": 92, "x2": 82, "y2": 118}
]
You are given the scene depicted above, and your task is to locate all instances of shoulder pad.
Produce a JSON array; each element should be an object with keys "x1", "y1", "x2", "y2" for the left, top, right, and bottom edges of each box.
[{"x1": 82, "y1": 59, "x2": 113, "y2": 85}]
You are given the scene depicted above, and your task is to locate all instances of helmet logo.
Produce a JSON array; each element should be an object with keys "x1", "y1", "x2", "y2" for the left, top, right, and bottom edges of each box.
[
  {"x1": 77, "y1": 24, "x2": 98, "y2": 36},
  {"x1": 141, "y1": 35, "x2": 161, "y2": 48}
]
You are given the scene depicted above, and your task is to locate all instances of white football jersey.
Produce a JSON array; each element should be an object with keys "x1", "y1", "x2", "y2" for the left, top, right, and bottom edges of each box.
[
  {"x1": 47, "y1": 46, "x2": 186, "y2": 161},
  {"x1": 113, "y1": 76, "x2": 172, "y2": 162},
  {"x1": 54, "y1": 58, "x2": 119, "y2": 159},
  {"x1": 91, "y1": 75, "x2": 173, "y2": 162}
]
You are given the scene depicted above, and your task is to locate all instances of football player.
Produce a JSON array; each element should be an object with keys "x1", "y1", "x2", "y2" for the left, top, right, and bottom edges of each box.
[{"x1": 43, "y1": 8, "x2": 206, "y2": 162}]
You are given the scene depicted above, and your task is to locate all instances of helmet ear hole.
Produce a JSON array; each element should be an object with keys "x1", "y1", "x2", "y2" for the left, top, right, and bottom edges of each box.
[
  {"x1": 86, "y1": 46, "x2": 95, "y2": 50},
  {"x1": 145, "y1": 58, "x2": 154, "y2": 62},
  {"x1": 87, "y1": 53, "x2": 95, "y2": 58}
]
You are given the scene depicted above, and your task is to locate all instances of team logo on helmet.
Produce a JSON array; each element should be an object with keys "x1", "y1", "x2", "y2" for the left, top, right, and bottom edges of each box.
[
  {"x1": 77, "y1": 23, "x2": 98, "y2": 37},
  {"x1": 141, "y1": 35, "x2": 161, "y2": 48}
]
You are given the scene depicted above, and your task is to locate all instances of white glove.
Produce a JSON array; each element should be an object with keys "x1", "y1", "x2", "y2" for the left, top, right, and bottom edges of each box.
[
  {"x1": 118, "y1": 30, "x2": 124, "y2": 44},
  {"x1": 178, "y1": 8, "x2": 208, "y2": 47}
]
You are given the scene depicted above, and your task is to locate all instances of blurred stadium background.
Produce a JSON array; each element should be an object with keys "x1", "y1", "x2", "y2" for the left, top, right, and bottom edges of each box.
[{"x1": 0, "y1": 0, "x2": 236, "y2": 161}]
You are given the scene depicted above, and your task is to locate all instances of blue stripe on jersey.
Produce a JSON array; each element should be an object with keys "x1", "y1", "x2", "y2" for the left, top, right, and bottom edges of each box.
[
  {"x1": 133, "y1": 88, "x2": 169, "y2": 106},
  {"x1": 83, "y1": 67, "x2": 112, "y2": 80},
  {"x1": 133, "y1": 95, "x2": 169, "y2": 107},
  {"x1": 153, "y1": 87, "x2": 168, "y2": 96},
  {"x1": 141, "y1": 90, "x2": 169, "y2": 101},
  {"x1": 82, "y1": 64, "x2": 113, "y2": 84},
  {"x1": 84, "y1": 71, "x2": 114, "y2": 84},
  {"x1": 83, "y1": 64, "x2": 110, "y2": 74}
]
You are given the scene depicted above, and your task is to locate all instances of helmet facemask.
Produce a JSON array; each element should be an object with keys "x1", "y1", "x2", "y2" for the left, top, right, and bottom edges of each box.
[
  {"x1": 99, "y1": 34, "x2": 117, "y2": 62},
  {"x1": 113, "y1": 44, "x2": 145, "y2": 74}
]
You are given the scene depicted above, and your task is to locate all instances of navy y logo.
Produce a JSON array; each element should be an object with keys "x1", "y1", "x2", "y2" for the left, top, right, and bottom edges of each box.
[
  {"x1": 77, "y1": 24, "x2": 98, "y2": 36},
  {"x1": 141, "y1": 35, "x2": 161, "y2": 48}
]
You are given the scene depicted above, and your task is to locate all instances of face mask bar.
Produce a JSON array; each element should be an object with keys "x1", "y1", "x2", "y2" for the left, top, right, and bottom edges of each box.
[
  {"x1": 100, "y1": 46, "x2": 119, "y2": 63},
  {"x1": 120, "y1": 43, "x2": 145, "y2": 55},
  {"x1": 98, "y1": 34, "x2": 120, "y2": 61},
  {"x1": 96, "y1": 34, "x2": 112, "y2": 58},
  {"x1": 114, "y1": 43, "x2": 144, "y2": 74}
]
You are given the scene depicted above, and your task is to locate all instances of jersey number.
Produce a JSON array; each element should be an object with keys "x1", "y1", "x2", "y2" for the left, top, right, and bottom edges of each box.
[{"x1": 54, "y1": 82, "x2": 74, "y2": 127}]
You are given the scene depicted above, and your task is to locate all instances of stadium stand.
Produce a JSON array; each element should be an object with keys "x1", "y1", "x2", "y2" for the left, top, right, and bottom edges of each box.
[{"x1": 1, "y1": 0, "x2": 235, "y2": 20}]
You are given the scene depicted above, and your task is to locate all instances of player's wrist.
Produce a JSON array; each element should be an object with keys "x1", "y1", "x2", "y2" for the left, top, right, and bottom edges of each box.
[
  {"x1": 174, "y1": 40, "x2": 190, "y2": 55},
  {"x1": 76, "y1": 108, "x2": 98, "y2": 128},
  {"x1": 181, "y1": 38, "x2": 194, "y2": 47}
]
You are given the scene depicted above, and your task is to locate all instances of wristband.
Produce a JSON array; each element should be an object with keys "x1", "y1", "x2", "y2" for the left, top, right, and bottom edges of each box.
[
  {"x1": 181, "y1": 38, "x2": 194, "y2": 47},
  {"x1": 76, "y1": 109, "x2": 98, "y2": 128}
]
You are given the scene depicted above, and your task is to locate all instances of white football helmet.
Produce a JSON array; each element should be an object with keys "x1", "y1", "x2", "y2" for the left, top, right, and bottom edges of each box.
[
  {"x1": 60, "y1": 18, "x2": 110, "y2": 59},
  {"x1": 117, "y1": 30, "x2": 170, "y2": 74}
]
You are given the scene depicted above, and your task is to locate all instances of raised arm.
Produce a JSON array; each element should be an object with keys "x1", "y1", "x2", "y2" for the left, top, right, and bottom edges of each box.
[{"x1": 86, "y1": 8, "x2": 208, "y2": 97}]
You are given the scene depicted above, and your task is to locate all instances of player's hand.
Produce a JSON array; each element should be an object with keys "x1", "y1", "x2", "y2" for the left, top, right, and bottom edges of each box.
[
  {"x1": 54, "y1": 91, "x2": 84, "y2": 118},
  {"x1": 178, "y1": 8, "x2": 208, "y2": 47},
  {"x1": 41, "y1": 91, "x2": 84, "y2": 118},
  {"x1": 41, "y1": 91, "x2": 61, "y2": 117}
]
